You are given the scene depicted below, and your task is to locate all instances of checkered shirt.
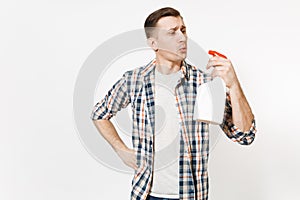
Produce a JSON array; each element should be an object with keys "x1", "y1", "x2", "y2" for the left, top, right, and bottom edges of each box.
[{"x1": 91, "y1": 59, "x2": 256, "y2": 200}]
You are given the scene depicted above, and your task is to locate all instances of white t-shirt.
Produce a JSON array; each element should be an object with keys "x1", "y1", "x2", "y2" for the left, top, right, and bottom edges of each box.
[{"x1": 149, "y1": 68, "x2": 181, "y2": 199}]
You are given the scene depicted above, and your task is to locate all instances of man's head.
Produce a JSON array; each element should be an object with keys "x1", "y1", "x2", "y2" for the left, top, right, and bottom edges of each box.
[{"x1": 144, "y1": 7, "x2": 187, "y2": 62}]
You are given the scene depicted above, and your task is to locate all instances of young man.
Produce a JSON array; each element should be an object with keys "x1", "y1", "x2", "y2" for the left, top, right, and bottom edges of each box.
[{"x1": 91, "y1": 7, "x2": 256, "y2": 200}]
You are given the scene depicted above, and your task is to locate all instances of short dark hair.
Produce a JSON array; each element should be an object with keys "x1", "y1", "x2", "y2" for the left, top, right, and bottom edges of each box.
[{"x1": 144, "y1": 7, "x2": 182, "y2": 38}]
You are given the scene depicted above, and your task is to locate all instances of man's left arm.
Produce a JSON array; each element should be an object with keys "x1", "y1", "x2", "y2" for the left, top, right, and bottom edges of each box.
[
  {"x1": 228, "y1": 82, "x2": 254, "y2": 132},
  {"x1": 207, "y1": 55, "x2": 257, "y2": 145}
]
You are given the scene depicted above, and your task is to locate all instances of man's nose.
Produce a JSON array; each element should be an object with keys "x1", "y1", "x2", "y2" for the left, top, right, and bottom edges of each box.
[{"x1": 177, "y1": 31, "x2": 187, "y2": 42}]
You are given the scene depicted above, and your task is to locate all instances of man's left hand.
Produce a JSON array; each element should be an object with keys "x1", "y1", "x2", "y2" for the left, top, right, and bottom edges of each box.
[{"x1": 206, "y1": 56, "x2": 239, "y2": 89}]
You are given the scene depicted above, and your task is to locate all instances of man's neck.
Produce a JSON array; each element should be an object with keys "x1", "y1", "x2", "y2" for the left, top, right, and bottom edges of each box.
[{"x1": 155, "y1": 57, "x2": 182, "y2": 75}]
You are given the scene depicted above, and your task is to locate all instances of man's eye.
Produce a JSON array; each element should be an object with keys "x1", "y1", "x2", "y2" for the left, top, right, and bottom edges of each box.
[
  {"x1": 181, "y1": 29, "x2": 186, "y2": 33},
  {"x1": 168, "y1": 31, "x2": 175, "y2": 34}
]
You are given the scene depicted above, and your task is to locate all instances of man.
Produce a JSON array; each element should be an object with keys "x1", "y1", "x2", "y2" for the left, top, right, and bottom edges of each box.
[{"x1": 91, "y1": 7, "x2": 256, "y2": 200}]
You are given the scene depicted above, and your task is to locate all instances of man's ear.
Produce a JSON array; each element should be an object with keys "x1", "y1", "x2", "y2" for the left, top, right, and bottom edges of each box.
[{"x1": 147, "y1": 37, "x2": 158, "y2": 51}]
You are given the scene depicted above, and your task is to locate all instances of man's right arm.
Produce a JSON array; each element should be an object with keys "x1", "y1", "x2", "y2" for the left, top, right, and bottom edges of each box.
[
  {"x1": 92, "y1": 119, "x2": 137, "y2": 170},
  {"x1": 91, "y1": 72, "x2": 137, "y2": 170}
]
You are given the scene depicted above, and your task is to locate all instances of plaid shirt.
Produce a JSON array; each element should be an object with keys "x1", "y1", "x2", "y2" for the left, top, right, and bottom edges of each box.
[{"x1": 91, "y1": 59, "x2": 256, "y2": 200}]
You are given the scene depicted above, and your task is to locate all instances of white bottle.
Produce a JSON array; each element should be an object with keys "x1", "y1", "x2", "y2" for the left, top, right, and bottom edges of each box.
[{"x1": 193, "y1": 77, "x2": 226, "y2": 125}]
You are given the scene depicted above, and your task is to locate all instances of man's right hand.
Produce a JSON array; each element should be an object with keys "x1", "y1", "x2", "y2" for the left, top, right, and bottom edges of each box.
[
  {"x1": 92, "y1": 119, "x2": 138, "y2": 170},
  {"x1": 115, "y1": 147, "x2": 138, "y2": 170}
]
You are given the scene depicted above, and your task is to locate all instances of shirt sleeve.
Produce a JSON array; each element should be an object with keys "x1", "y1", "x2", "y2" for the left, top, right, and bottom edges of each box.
[
  {"x1": 219, "y1": 92, "x2": 257, "y2": 145},
  {"x1": 90, "y1": 72, "x2": 130, "y2": 120}
]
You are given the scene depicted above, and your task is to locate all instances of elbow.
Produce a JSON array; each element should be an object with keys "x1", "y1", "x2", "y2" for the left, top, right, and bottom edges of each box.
[
  {"x1": 236, "y1": 131, "x2": 256, "y2": 145},
  {"x1": 238, "y1": 135, "x2": 255, "y2": 145},
  {"x1": 90, "y1": 109, "x2": 113, "y2": 121},
  {"x1": 232, "y1": 119, "x2": 257, "y2": 145},
  {"x1": 91, "y1": 119, "x2": 112, "y2": 133}
]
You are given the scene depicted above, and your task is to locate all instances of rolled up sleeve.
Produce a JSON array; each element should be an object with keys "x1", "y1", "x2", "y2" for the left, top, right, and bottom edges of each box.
[
  {"x1": 91, "y1": 72, "x2": 130, "y2": 120},
  {"x1": 220, "y1": 92, "x2": 257, "y2": 145}
]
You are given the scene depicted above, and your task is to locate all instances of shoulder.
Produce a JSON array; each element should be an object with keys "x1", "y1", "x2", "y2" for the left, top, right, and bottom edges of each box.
[
  {"x1": 121, "y1": 62, "x2": 153, "y2": 94},
  {"x1": 123, "y1": 60, "x2": 155, "y2": 80},
  {"x1": 123, "y1": 65, "x2": 147, "y2": 81}
]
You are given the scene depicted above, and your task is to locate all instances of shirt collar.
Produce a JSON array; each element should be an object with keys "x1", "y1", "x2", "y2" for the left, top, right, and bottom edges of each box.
[{"x1": 141, "y1": 59, "x2": 190, "y2": 81}]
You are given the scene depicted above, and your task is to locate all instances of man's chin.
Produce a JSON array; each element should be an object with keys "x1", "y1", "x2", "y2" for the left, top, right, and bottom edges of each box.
[
  {"x1": 176, "y1": 53, "x2": 187, "y2": 61},
  {"x1": 157, "y1": 51, "x2": 187, "y2": 62},
  {"x1": 176, "y1": 50, "x2": 187, "y2": 59}
]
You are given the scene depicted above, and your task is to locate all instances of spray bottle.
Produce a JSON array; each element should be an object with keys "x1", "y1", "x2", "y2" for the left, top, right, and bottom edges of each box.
[{"x1": 193, "y1": 50, "x2": 227, "y2": 125}]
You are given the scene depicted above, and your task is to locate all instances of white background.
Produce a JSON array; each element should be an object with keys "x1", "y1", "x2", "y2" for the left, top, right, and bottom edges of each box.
[{"x1": 1, "y1": 0, "x2": 300, "y2": 199}]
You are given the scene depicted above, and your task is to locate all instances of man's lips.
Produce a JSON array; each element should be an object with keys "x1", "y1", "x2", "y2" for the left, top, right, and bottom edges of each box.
[{"x1": 179, "y1": 47, "x2": 187, "y2": 52}]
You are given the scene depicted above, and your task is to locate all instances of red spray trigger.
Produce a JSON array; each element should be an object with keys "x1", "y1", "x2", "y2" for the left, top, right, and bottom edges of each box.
[{"x1": 208, "y1": 50, "x2": 227, "y2": 59}]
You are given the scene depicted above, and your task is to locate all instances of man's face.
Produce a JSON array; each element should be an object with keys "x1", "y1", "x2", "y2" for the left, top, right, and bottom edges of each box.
[{"x1": 152, "y1": 16, "x2": 187, "y2": 62}]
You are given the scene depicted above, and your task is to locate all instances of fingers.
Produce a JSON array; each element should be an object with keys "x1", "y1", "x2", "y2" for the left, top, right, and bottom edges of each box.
[
  {"x1": 206, "y1": 54, "x2": 239, "y2": 89},
  {"x1": 128, "y1": 149, "x2": 138, "y2": 170},
  {"x1": 125, "y1": 149, "x2": 138, "y2": 170},
  {"x1": 117, "y1": 148, "x2": 138, "y2": 170},
  {"x1": 206, "y1": 56, "x2": 230, "y2": 70},
  {"x1": 127, "y1": 158, "x2": 138, "y2": 170},
  {"x1": 211, "y1": 68, "x2": 225, "y2": 79}
]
